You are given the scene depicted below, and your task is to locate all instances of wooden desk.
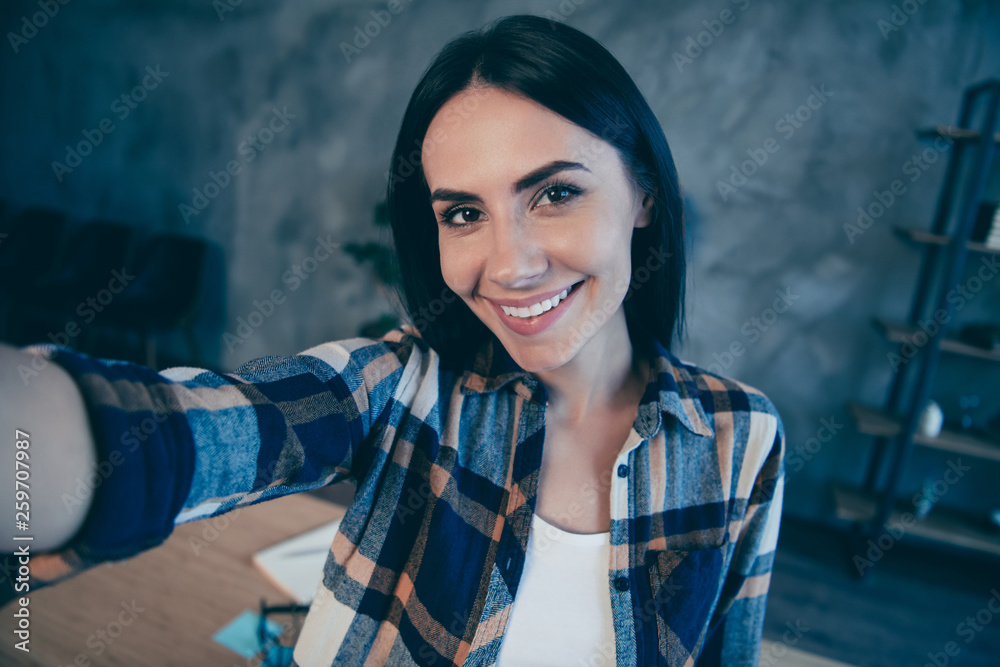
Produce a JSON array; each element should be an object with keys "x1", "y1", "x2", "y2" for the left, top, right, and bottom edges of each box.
[{"x1": 0, "y1": 494, "x2": 346, "y2": 666}]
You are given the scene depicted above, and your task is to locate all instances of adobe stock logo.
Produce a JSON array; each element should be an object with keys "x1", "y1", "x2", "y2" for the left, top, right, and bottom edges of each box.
[
  {"x1": 877, "y1": 0, "x2": 929, "y2": 40},
  {"x1": 213, "y1": 0, "x2": 243, "y2": 21},
  {"x1": 853, "y1": 458, "x2": 971, "y2": 577},
  {"x1": 222, "y1": 234, "x2": 339, "y2": 352},
  {"x1": 7, "y1": 0, "x2": 71, "y2": 54},
  {"x1": 922, "y1": 589, "x2": 1000, "y2": 667},
  {"x1": 671, "y1": 0, "x2": 751, "y2": 73},
  {"x1": 17, "y1": 267, "x2": 135, "y2": 386},
  {"x1": 339, "y1": 0, "x2": 412, "y2": 63},
  {"x1": 541, "y1": 0, "x2": 587, "y2": 30},
  {"x1": 717, "y1": 85, "x2": 833, "y2": 202},
  {"x1": 705, "y1": 287, "x2": 799, "y2": 376},
  {"x1": 843, "y1": 135, "x2": 953, "y2": 244},
  {"x1": 179, "y1": 106, "x2": 296, "y2": 224}
]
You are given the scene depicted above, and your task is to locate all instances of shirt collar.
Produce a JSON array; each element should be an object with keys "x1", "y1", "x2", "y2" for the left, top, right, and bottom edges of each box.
[
  {"x1": 457, "y1": 335, "x2": 714, "y2": 439},
  {"x1": 458, "y1": 335, "x2": 534, "y2": 395}
]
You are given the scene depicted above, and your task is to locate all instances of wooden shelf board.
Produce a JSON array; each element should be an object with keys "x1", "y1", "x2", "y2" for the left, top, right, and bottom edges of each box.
[
  {"x1": 832, "y1": 483, "x2": 1000, "y2": 557},
  {"x1": 849, "y1": 402, "x2": 1000, "y2": 463},
  {"x1": 893, "y1": 225, "x2": 998, "y2": 254},
  {"x1": 874, "y1": 318, "x2": 1000, "y2": 363},
  {"x1": 917, "y1": 125, "x2": 1000, "y2": 143}
]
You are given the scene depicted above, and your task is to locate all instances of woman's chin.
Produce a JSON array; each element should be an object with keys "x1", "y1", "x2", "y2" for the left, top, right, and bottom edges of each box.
[{"x1": 498, "y1": 336, "x2": 580, "y2": 374}]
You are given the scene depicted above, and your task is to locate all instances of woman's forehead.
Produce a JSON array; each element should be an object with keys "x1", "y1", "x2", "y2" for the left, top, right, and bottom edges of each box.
[{"x1": 422, "y1": 88, "x2": 612, "y2": 191}]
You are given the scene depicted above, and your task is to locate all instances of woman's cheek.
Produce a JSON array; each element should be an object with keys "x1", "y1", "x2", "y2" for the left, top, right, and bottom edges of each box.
[{"x1": 438, "y1": 245, "x2": 475, "y2": 299}]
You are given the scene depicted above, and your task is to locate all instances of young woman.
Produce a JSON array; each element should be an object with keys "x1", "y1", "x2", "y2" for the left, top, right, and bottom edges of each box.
[{"x1": 1, "y1": 14, "x2": 784, "y2": 667}]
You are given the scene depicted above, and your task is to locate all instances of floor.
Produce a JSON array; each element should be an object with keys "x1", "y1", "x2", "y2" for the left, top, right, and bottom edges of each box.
[
  {"x1": 763, "y1": 517, "x2": 1000, "y2": 667},
  {"x1": 761, "y1": 640, "x2": 855, "y2": 667},
  {"x1": 308, "y1": 487, "x2": 1000, "y2": 666}
]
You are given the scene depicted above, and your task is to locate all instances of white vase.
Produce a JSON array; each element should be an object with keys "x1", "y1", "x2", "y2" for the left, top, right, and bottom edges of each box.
[{"x1": 917, "y1": 400, "x2": 944, "y2": 438}]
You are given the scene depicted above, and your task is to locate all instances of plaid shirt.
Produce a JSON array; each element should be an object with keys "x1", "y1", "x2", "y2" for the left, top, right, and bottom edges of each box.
[{"x1": 22, "y1": 326, "x2": 784, "y2": 666}]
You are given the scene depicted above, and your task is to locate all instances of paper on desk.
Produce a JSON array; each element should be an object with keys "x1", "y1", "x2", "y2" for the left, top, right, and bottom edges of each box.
[{"x1": 252, "y1": 518, "x2": 342, "y2": 603}]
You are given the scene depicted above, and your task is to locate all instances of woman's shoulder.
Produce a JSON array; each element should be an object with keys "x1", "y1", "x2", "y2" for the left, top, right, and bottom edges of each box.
[
  {"x1": 288, "y1": 325, "x2": 436, "y2": 382},
  {"x1": 662, "y1": 351, "x2": 784, "y2": 453},
  {"x1": 663, "y1": 358, "x2": 785, "y2": 512},
  {"x1": 656, "y1": 347, "x2": 781, "y2": 417}
]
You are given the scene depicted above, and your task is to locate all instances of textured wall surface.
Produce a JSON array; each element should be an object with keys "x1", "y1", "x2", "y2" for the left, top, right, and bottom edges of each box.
[{"x1": 1, "y1": 0, "x2": 999, "y2": 522}]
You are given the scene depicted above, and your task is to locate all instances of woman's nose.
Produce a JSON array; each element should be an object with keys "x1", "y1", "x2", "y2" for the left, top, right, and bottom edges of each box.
[{"x1": 484, "y1": 215, "x2": 547, "y2": 288}]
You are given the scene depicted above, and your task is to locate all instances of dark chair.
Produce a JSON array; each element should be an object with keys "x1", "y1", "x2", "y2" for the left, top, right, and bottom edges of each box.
[
  {"x1": 0, "y1": 207, "x2": 69, "y2": 341},
  {"x1": 23, "y1": 219, "x2": 137, "y2": 311},
  {"x1": 6, "y1": 218, "x2": 136, "y2": 348},
  {"x1": 0, "y1": 199, "x2": 12, "y2": 232},
  {"x1": 98, "y1": 233, "x2": 210, "y2": 367},
  {"x1": 0, "y1": 207, "x2": 69, "y2": 291}
]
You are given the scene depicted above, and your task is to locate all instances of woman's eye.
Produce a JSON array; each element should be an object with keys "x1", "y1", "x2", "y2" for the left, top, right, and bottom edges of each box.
[
  {"x1": 443, "y1": 207, "x2": 482, "y2": 225},
  {"x1": 537, "y1": 185, "x2": 575, "y2": 206}
]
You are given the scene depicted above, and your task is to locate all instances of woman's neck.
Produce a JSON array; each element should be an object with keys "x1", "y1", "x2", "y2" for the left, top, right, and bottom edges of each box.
[{"x1": 532, "y1": 315, "x2": 648, "y2": 425}]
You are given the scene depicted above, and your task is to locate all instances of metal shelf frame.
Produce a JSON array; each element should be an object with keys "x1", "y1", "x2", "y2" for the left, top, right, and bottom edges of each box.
[{"x1": 851, "y1": 80, "x2": 1000, "y2": 571}]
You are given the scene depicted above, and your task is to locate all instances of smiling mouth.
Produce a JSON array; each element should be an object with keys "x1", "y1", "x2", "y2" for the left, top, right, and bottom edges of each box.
[{"x1": 498, "y1": 281, "x2": 584, "y2": 319}]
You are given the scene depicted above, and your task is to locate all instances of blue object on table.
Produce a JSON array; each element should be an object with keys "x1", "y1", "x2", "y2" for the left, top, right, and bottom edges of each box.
[{"x1": 213, "y1": 609, "x2": 284, "y2": 659}]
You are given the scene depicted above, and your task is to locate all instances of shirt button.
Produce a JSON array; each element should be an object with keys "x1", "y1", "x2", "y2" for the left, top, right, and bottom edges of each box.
[
  {"x1": 617, "y1": 464, "x2": 629, "y2": 478},
  {"x1": 614, "y1": 576, "x2": 630, "y2": 592}
]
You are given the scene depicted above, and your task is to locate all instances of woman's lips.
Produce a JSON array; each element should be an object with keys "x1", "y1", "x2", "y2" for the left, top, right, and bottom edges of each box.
[{"x1": 486, "y1": 281, "x2": 584, "y2": 336}]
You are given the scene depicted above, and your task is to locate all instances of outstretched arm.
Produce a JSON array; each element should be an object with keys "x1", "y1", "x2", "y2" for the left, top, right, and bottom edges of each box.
[{"x1": 0, "y1": 330, "x2": 423, "y2": 607}]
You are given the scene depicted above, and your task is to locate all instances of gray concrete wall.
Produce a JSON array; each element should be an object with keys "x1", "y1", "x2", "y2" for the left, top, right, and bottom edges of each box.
[{"x1": 2, "y1": 0, "x2": 998, "y2": 522}]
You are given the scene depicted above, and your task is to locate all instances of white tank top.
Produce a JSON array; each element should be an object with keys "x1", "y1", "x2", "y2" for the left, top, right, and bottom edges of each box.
[{"x1": 494, "y1": 513, "x2": 616, "y2": 666}]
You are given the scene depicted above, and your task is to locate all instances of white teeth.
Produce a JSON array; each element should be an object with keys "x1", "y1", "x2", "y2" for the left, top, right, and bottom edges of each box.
[{"x1": 501, "y1": 286, "x2": 575, "y2": 319}]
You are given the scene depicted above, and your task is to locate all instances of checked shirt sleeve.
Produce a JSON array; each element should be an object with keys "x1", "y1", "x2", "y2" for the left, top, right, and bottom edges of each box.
[
  {"x1": 700, "y1": 396, "x2": 786, "y2": 666},
  {"x1": 7, "y1": 333, "x2": 417, "y2": 602}
]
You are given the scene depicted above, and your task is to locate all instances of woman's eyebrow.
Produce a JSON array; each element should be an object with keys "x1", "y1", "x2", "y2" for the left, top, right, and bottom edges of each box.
[
  {"x1": 428, "y1": 160, "x2": 590, "y2": 204},
  {"x1": 429, "y1": 188, "x2": 482, "y2": 205},
  {"x1": 513, "y1": 160, "x2": 590, "y2": 193}
]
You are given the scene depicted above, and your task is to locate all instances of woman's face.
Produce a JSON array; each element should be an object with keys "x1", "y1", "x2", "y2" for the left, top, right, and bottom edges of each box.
[{"x1": 422, "y1": 87, "x2": 652, "y2": 373}]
